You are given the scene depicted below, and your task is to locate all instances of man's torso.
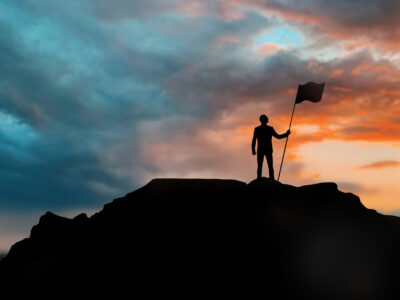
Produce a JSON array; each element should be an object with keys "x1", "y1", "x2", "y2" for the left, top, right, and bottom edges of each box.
[{"x1": 255, "y1": 125, "x2": 274, "y2": 153}]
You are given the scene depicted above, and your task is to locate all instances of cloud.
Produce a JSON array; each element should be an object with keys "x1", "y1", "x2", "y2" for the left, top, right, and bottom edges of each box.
[
  {"x1": 0, "y1": 1, "x2": 273, "y2": 211},
  {"x1": 164, "y1": 48, "x2": 400, "y2": 146},
  {"x1": 0, "y1": 3, "x2": 167, "y2": 210},
  {"x1": 93, "y1": 0, "x2": 246, "y2": 21},
  {"x1": 357, "y1": 160, "x2": 400, "y2": 169},
  {"x1": 336, "y1": 181, "x2": 380, "y2": 195},
  {"x1": 222, "y1": 0, "x2": 400, "y2": 52}
]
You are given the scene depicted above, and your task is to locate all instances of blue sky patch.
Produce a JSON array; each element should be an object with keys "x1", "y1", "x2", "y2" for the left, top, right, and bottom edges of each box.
[{"x1": 255, "y1": 26, "x2": 305, "y2": 48}]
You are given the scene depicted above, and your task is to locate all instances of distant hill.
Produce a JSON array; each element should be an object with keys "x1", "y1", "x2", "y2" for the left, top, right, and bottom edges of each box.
[{"x1": 1, "y1": 178, "x2": 400, "y2": 298}]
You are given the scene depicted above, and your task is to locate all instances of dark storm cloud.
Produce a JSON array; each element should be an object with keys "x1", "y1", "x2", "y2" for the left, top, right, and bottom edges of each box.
[
  {"x1": 0, "y1": 138, "x2": 128, "y2": 210},
  {"x1": 93, "y1": 0, "x2": 183, "y2": 20},
  {"x1": 163, "y1": 50, "x2": 318, "y2": 121},
  {"x1": 0, "y1": 24, "x2": 91, "y2": 130},
  {"x1": 0, "y1": 0, "x2": 273, "y2": 212},
  {"x1": 0, "y1": 2, "x2": 172, "y2": 210},
  {"x1": 93, "y1": 0, "x2": 243, "y2": 21},
  {"x1": 265, "y1": 0, "x2": 388, "y2": 24}
]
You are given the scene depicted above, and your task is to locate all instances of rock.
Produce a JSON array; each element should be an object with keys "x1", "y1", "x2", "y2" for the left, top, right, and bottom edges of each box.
[{"x1": 0, "y1": 178, "x2": 399, "y2": 299}]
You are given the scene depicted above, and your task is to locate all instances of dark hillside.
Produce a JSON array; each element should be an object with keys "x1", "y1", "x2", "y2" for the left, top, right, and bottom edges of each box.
[{"x1": 1, "y1": 178, "x2": 399, "y2": 299}]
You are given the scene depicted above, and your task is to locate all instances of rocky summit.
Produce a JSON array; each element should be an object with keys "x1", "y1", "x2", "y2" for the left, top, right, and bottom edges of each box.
[{"x1": 1, "y1": 178, "x2": 400, "y2": 299}]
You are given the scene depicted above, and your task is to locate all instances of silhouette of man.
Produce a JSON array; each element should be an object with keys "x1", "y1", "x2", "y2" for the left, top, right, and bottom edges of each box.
[{"x1": 252, "y1": 114, "x2": 290, "y2": 180}]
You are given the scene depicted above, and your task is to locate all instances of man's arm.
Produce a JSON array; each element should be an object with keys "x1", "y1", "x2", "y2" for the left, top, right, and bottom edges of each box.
[
  {"x1": 251, "y1": 129, "x2": 257, "y2": 155},
  {"x1": 272, "y1": 128, "x2": 291, "y2": 139}
]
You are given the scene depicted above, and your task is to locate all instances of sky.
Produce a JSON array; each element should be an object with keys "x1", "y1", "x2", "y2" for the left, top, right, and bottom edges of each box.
[{"x1": 0, "y1": 0, "x2": 399, "y2": 252}]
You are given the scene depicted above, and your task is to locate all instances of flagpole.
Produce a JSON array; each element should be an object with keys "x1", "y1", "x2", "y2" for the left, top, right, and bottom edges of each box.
[{"x1": 277, "y1": 98, "x2": 297, "y2": 182}]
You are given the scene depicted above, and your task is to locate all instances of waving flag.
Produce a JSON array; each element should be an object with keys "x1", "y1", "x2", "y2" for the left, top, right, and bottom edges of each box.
[
  {"x1": 278, "y1": 81, "x2": 326, "y2": 181},
  {"x1": 295, "y1": 82, "x2": 325, "y2": 104}
]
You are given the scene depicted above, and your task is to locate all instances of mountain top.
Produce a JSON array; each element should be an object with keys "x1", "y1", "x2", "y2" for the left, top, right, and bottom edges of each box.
[{"x1": 0, "y1": 178, "x2": 399, "y2": 299}]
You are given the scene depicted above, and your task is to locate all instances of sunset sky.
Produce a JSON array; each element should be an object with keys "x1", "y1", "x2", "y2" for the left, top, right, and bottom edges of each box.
[{"x1": 0, "y1": 0, "x2": 399, "y2": 252}]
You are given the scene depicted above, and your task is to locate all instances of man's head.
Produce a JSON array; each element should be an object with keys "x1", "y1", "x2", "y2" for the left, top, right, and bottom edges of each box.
[{"x1": 259, "y1": 114, "x2": 268, "y2": 124}]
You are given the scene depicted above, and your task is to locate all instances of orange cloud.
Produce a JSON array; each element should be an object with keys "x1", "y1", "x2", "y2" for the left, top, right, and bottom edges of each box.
[
  {"x1": 328, "y1": 69, "x2": 344, "y2": 78},
  {"x1": 256, "y1": 42, "x2": 286, "y2": 57},
  {"x1": 357, "y1": 161, "x2": 400, "y2": 169}
]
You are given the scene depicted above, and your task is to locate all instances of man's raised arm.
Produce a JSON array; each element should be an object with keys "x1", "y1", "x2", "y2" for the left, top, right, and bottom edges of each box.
[{"x1": 272, "y1": 128, "x2": 291, "y2": 139}]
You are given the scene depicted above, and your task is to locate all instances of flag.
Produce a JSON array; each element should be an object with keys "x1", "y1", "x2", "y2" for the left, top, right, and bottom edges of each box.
[{"x1": 295, "y1": 81, "x2": 325, "y2": 104}]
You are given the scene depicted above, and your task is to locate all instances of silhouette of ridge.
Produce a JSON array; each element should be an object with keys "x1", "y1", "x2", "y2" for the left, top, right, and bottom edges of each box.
[{"x1": 1, "y1": 178, "x2": 400, "y2": 298}]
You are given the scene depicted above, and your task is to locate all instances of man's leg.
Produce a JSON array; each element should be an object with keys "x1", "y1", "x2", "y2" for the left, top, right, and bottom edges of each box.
[
  {"x1": 257, "y1": 152, "x2": 264, "y2": 179},
  {"x1": 266, "y1": 151, "x2": 274, "y2": 180}
]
